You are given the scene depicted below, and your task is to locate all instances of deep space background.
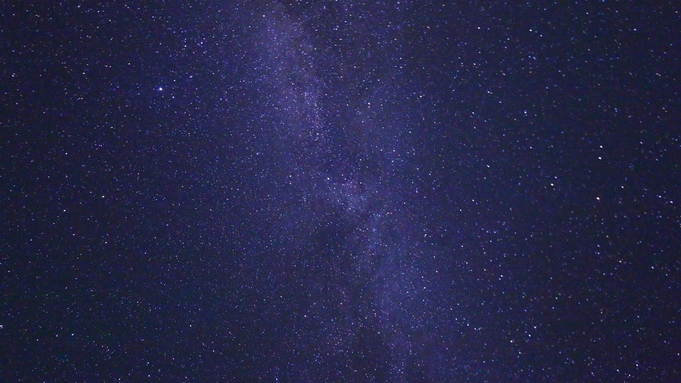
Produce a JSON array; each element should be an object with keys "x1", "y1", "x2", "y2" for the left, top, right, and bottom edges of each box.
[{"x1": 2, "y1": 1, "x2": 680, "y2": 381}]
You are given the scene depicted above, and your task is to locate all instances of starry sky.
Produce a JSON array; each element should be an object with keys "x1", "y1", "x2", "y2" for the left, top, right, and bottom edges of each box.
[{"x1": 2, "y1": 1, "x2": 680, "y2": 381}]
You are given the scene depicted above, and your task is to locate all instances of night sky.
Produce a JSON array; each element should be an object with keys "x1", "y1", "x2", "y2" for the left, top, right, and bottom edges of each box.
[{"x1": 2, "y1": 1, "x2": 680, "y2": 381}]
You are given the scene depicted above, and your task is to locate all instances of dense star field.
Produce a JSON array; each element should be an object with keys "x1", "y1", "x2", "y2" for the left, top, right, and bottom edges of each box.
[{"x1": 2, "y1": 1, "x2": 680, "y2": 381}]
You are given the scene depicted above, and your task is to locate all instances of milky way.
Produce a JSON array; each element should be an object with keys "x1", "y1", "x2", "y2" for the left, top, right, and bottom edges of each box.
[{"x1": 244, "y1": 3, "x2": 444, "y2": 377}]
